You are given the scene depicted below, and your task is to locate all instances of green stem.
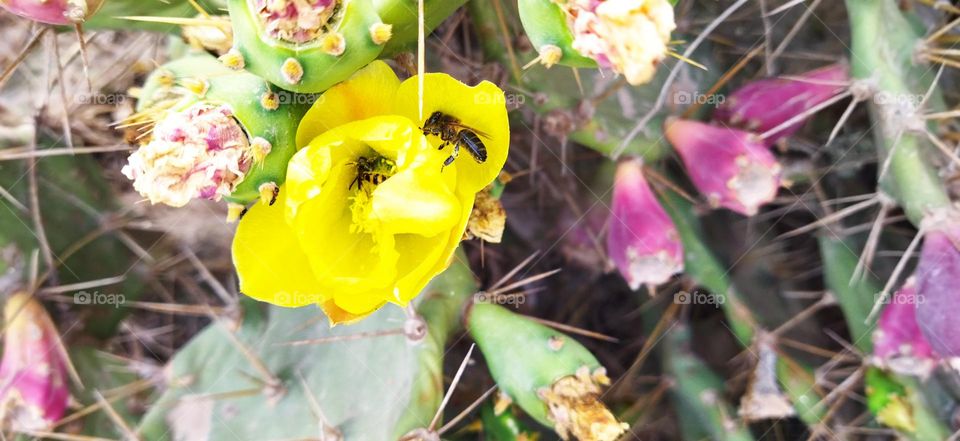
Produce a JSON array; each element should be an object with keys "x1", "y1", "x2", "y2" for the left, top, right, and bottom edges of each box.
[
  {"x1": 845, "y1": 0, "x2": 951, "y2": 225},
  {"x1": 818, "y1": 236, "x2": 879, "y2": 354}
]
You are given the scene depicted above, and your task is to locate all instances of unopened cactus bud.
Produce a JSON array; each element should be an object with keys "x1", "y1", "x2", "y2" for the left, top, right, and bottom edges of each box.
[
  {"x1": 714, "y1": 64, "x2": 849, "y2": 144},
  {"x1": 664, "y1": 118, "x2": 782, "y2": 216},
  {"x1": 127, "y1": 54, "x2": 309, "y2": 207},
  {"x1": 0, "y1": 293, "x2": 71, "y2": 431},
  {"x1": 914, "y1": 211, "x2": 960, "y2": 357},
  {"x1": 873, "y1": 278, "x2": 936, "y2": 375},
  {"x1": 467, "y1": 303, "x2": 627, "y2": 440},
  {"x1": 0, "y1": 0, "x2": 102, "y2": 24},
  {"x1": 519, "y1": 0, "x2": 676, "y2": 84},
  {"x1": 607, "y1": 159, "x2": 683, "y2": 289},
  {"x1": 229, "y1": 0, "x2": 387, "y2": 92}
]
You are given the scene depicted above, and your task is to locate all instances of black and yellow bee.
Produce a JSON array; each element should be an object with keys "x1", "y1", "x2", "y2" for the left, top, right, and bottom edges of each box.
[
  {"x1": 349, "y1": 156, "x2": 392, "y2": 191},
  {"x1": 421, "y1": 111, "x2": 488, "y2": 169}
]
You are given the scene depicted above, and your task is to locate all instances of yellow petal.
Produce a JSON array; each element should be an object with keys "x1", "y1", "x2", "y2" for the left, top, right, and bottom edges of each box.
[
  {"x1": 296, "y1": 61, "x2": 402, "y2": 148},
  {"x1": 232, "y1": 191, "x2": 325, "y2": 307},
  {"x1": 318, "y1": 299, "x2": 382, "y2": 326},
  {"x1": 370, "y1": 168, "x2": 460, "y2": 236},
  {"x1": 392, "y1": 189, "x2": 475, "y2": 304},
  {"x1": 394, "y1": 74, "x2": 510, "y2": 193}
]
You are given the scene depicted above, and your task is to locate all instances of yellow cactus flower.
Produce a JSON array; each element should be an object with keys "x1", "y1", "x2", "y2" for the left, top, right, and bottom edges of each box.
[{"x1": 233, "y1": 62, "x2": 509, "y2": 324}]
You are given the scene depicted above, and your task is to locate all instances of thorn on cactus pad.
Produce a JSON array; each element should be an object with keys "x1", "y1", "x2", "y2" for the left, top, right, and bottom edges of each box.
[
  {"x1": 258, "y1": 182, "x2": 279, "y2": 206},
  {"x1": 539, "y1": 45, "x2": 563, "y2": 68},
  {"x1": 226, "y1": 203, "x2": 245, "y2": 223},
  {"x1": 181, "y1": 78, "x2": 209, "y2": 97},
  {"x1": 219, "y1": 49, "x2": 245, "y2": 70},
  {"x1": 260, "y1": 92, "x2": 280, "y2": 111},
  {"x1": 369, "y1": 23, "x2": 392, "y2": 45},
  {"x1": 281, "y1": 58, "x2": 304, "y2": 84},
  {"x1": 250, "y1": 137, "x2": 273, "y2": 164},
  {"x1": 320, "y1": 32, "x2": 346, "y2": 56}
]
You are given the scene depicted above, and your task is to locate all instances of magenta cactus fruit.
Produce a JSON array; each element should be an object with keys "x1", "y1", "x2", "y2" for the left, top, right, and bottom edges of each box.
[
  {"x1": 606, "y1": 159, "x2": 683, "y2": 289},
  {"x1": 873, "y1": 279, "x2": 936, "y2": 374},
  {"x1": 0, "y1": 0, "x2": 102, "y2": 24},
  {"x1": 714, "y1": 64, "x2": 849, "y2": 144},
  {"x1": 664, "y1": 118, "x2": 782, "y2": 216},
  {"x1": 0, "y1": 293, "x2": 71, "y2": 430},
  {"x1": 914, "y1": 212, "x2": 960, "y2": 357}
]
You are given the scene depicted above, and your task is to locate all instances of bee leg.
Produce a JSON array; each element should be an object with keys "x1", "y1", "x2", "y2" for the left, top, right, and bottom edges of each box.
[
  {"x1": 437, "y1": 141, "x2": 448, "y2": 151},
  {"x1": 441, "y1": 143, "x2": 460, "y2": 171}
]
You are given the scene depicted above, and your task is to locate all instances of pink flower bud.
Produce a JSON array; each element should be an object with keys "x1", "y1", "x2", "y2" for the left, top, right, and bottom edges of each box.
[
  {"x1": 0, "y1": 0, "x2": 103, "y2": 24},
  {"x1": 714, "y1": 64, "x2": 848, "y2": 144},
  {"x1": 915, "y1": 215, "x2": 960, "y2": 357},
  {"x1": 0, "y1": 293, "x2": 71, "y2": 430},
  {"x1": 664, "y1": 118, "x2": 782, "y2": 216},
  {"x1": 606, "y1": 159, "x2": 683, "y2": 289},
  {"x1": 873, "y1": 279, "x2": 936, "y2": 373}
]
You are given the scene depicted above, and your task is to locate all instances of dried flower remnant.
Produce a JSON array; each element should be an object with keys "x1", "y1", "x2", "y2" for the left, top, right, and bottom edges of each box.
[
  {"x1": 714, "y1": 64, "x2": 849, "y2": 144},
  {"x1": 565, "y1": 0, "x2": 676, "y2": 85},
  {"x1": 122, "y1": 103, "x2": 254, "y2": 207},
  {"x1": 607, "y1": 159, "x2": 683, "y2": 289},
  {"x1": 664, "y1": 118, "x2": 782, "y2": 216},
  {"x1": 0, "y1": 293, "x2": 71, "y2": 431},
  {"x1": 539, "y1": 367, "x2": 628, "y2": 441},
  {"x1": 914, "y1": 211, "x2": 960, "y2": 357},
  {"x1": 254, "y1": 0, "x2": 341, "y2": 44}
]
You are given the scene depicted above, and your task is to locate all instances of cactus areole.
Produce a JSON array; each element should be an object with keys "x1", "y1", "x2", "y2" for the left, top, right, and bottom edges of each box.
[{"x1": 229, "y1": 0, "x2": 389, "y2": 93}]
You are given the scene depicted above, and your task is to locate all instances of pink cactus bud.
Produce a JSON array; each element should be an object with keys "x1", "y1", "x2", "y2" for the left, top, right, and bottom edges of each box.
[
  {"x1": 606, "y1": 159, "x2": 683, "y2": 289},
  {"x1": 915, "y1": 214, "x2": 960, "y2": 357},
  {"x1": 0, "y1": 0, "x2": 103, "y2": 25},
  {"x1": 254, "y1": 0, "x2": 340, "y2": 44},
  {"x1": 873, "y1": 279, "x2": 936, "y2": 371},
  {"x1": 0, "y1": 293, "x2": 71, "y2": 430},
  {"x1": 714, "y1": 64, "x2": 848, "y2": 144},
  {"x1": 664, "y1": 118, "x2": 782, "y2": 216}
]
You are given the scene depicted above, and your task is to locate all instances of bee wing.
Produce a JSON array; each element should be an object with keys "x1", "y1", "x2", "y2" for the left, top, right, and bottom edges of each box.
[{"x1": 448, "y1": 122, "x2": 491, "y2": 139}]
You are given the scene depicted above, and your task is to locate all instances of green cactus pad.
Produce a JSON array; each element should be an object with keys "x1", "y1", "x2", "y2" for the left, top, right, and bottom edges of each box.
[
  {"x1": 137, "y1": 53, "x2": 309, "y2": 204},
  {"x1": 228, "y1": 0, "x2": 386, "y2": 93},
  {"x1": 466, "y1": 302, "x2": 600, "y2": 427},
  {"x1": 517, "y1": 0, "x2": 597, "y2": 68}
]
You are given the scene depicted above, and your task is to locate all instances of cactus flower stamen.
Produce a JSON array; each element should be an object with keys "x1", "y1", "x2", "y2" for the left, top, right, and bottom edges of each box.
[
  {"x1": 562, "y1": 0, "x2": 676, "y2": 85},
  {"x1": 253, "y1": 0, "x2": 341, "y2": 44},
  {"x1": 122, "y1": 103, "x2": 254, "y2": 207},
  {"x1": 664, "y1": 118, "x2": 782, "y2": 216},
  {"x1": 607, "y1": 159, "x2": 683, "y2": 289}
]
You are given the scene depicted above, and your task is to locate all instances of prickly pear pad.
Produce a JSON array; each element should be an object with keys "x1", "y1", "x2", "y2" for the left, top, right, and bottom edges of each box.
[
  {"x1": 127, "y1": 53, "x2": 308, "y2": 206},
  {"x1": 229, "y1": 0, "x2": 386, "y2": 93}
]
